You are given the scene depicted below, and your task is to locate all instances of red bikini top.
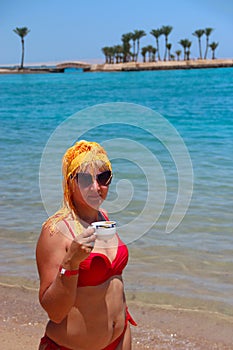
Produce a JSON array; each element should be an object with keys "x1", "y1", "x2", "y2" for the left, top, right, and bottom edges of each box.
[{"x1": 63, "y1": 211, "x2": 128, "y2": 287}]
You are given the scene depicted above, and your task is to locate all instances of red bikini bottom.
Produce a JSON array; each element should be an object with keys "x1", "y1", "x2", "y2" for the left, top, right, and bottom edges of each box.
[{"x1": 39, "y1": 308, "x2": 137, "y2": 350}]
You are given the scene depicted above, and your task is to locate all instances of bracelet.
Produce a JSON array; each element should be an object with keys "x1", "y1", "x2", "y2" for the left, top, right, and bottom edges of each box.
[{"x1": 59, "y1": 265, "x2": 79, "y2": 277}]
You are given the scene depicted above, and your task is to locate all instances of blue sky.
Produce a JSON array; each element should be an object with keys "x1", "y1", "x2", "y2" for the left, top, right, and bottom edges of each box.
[{"x1": 1, "y1": 0, "x2": 233, "y2": 65}]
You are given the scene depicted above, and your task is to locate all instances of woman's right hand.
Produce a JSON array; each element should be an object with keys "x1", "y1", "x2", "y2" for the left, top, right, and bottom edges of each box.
[{"x1": 62, "y1": 226, "x2": 96, "y2": 269}]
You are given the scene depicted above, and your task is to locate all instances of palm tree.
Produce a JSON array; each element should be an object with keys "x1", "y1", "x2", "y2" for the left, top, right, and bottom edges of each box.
[
  {"x1": 150, "y1": 29, "x2": 162, "y2": 61},
  {"x1": 166, "y1": 43, "x2": 172, "y2": 61},
  {"x1": 151, "y1": 47, "x2": 157, "y2": 62},
  {"x1": 179, "y1": 39, "x2": 188, "y2": 60},
  {"x1": 204, "y1": 27, "x2": 214, "y2": 59},
  {"x1": 141, "y1": 47, "x2": 147, "y2": 62},
  {"x1": 121, "y1": 33, "x2": 133, "y2": 62},
  {"x1": 109, "y1": 47, "x2": 116, "y2": 64},
  {"x1": 133, "y1": 30, "x2": 146, "y2": 62},
  {"x1": 102, "y1": 46, "x2": 111, "y2": 64},
  {"x1": 13, "y1": 26, "x2": 30, "y2": 69},
  {"x1": 161, "y1": 25, "x2": 173, "y2": 61},
  {"x1": 179, "y1": 39, "x2": 191, "y2": 60},
  {"x1": 186, "y1": 40, "x2": 192, "y2": 60},
  {"x1": 114, "y1": 45, "x2": 123, "y2": 63},
  {"x1": 131, "y1": 32, "x2": 137, "y2": 61},
  {"x1": 192, "y1": 29, "x2": 205, "y2": 59},
  {"x1": 175, "y1": 50, "x2": 182, "y2": 61},
  {"x1": 209, "y1": 42, "x2": 219, "y2": 59},
  {"x1": 146, "y1": 45, "x2": 154, "y2": 62}
]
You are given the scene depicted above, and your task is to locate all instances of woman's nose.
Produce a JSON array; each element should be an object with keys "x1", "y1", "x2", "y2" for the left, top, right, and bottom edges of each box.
[{"x1": 91, "y1": 179, "x2": 100, "y2": 191}]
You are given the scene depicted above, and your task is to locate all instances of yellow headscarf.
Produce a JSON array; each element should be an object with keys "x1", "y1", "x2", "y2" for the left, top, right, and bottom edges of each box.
[
  {"x1": 44, "y1": 140, "x2": 112, "y2": 235},
  {"x1": 62, "y1": 140, "x2": 112, "y2": 211}
]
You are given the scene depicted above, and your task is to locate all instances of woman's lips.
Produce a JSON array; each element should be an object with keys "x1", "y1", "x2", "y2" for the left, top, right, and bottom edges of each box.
[{"x1": 87, "y1": 194, "x2": 102, "y2": 201}]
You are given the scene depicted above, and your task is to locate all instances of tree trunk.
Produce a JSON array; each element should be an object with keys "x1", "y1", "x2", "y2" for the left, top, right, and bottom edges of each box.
[
  {"x1": 198, "y1": 38, "x2": 202, "y2": 59},
  {"x1": 204, "y1": 38, "x2": 209, "y2": 59},
  {"x1": 136, "y1": 40, "x2": 140, "y2": 62},
  {"x1": 156, "y1": 39, "x2": 161, "y2": 61},
  {"x1": 20, "y1": 38, "x2": 25, "y2": 69},
  {"x1": 164, "y1": 37, "x2": 168, "y2": 61}
]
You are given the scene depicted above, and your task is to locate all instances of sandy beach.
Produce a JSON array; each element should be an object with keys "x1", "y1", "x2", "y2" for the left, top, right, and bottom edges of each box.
[{"x1": 1, "y1": 284, "x2": 233, "y2": 350}]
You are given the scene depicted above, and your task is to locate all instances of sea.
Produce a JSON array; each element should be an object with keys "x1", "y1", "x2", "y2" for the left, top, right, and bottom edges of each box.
[{"x1": 0, "y1": 67, "x2": 233, "y2": 319}]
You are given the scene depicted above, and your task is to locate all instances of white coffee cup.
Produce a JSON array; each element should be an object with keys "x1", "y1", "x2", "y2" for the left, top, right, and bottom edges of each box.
[{"x1": 91, "y1": 221, "x2": 116, "y2": 241}]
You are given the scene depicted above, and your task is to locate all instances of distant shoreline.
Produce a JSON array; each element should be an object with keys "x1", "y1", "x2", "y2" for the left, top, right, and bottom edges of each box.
[
  {"x1": 0, "y1": 58, "x2": 233, "y2": 74},
  {"x1": 86, "y1": 58, "x2": 233, "y2": 72},
  {"x1": 0, "y1": 67, "x2": 65, "y2": 74}
]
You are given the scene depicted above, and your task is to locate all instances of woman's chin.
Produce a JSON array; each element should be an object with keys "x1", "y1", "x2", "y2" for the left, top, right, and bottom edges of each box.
[{"x1": 86, "y1": 197, "x2": 103, "y2": 209}]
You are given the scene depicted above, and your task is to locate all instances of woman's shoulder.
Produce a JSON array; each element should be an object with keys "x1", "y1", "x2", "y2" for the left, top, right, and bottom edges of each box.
[
  {"x1": 36, "y1": 221, "x2": 68, "y2": 271},
  {"x1": 39, "y1": 212, "x2": 74, "y2": 247},
  {"x1": 38, "y1": 220, "x2": 66, "y2": 246}
]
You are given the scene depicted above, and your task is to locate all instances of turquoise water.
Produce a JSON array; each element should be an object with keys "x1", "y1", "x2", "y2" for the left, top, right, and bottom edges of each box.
[{"x1": 0, "y1": 68, "x2": 233, "y2": 316}]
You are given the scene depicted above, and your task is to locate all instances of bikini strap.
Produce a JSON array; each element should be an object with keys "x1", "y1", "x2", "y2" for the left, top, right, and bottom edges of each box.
[
  {"x1": 63, "y1": 211, "x2": 108, "y2": 239},
  {"x1": 63, "y1": 219, "x2": 76, "y2": 239},
  {"x1": 99, "y1": 209, "x2": 109, "y2": 221}
]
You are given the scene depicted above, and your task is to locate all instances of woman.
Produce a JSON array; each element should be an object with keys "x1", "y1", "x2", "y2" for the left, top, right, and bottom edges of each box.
[{"x1": 36, "y1": 140, "x2": 136, "y2": 350}]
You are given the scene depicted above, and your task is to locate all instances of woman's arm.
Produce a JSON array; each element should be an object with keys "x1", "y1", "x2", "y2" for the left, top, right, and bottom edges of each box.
[{"x1": 36, "y1": 224, "x2": 95, "y2": 323}]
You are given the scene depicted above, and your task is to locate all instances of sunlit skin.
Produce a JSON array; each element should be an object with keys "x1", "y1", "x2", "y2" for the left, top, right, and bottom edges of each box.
[{"x1": 36, "y1": 164, "x2": 132, "y2": 350}]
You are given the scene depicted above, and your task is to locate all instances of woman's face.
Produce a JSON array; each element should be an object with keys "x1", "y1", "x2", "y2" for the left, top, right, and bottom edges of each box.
[{"x1": 70, "y1": 164, "x2": 111, "y2": 212}]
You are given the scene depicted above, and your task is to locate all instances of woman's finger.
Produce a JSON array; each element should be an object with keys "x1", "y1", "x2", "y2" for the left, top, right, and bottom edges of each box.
[{"x1": 82, "y1": 227, "x2": 95, "y2": 238}]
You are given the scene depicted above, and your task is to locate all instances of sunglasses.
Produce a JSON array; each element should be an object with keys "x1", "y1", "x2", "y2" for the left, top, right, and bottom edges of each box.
[{"x1": 75, "y1": 170, "x2": 112, "y2": 188}]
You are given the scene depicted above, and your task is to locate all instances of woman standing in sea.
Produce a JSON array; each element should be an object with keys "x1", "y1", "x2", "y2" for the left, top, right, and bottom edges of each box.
[{"x1": 36, "y1": 140, "x2": 136, "y2": 350}]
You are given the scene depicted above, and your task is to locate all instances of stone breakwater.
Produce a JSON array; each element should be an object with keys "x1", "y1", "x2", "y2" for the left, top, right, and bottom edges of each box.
[
  {"x1": 85, "y1": 59, "x2": 233, "y2": 72},
  {"x1": 1, "y1": 59, "x2": 232, "y2": 74}
]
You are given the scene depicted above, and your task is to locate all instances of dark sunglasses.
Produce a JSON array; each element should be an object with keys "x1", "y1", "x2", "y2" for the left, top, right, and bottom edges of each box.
[{"x1": 75, "y1": 170, "x2": 112, "y2": 188}]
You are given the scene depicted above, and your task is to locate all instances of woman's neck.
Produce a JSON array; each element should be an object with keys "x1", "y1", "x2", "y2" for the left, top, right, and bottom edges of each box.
[{"x1": 76, "y1": 206, "x2": 100, "y2": 226}]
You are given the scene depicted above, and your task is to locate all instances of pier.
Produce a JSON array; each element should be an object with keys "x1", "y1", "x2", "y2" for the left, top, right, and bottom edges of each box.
[{"x1": 56, "y1": 61, "x2": 91, "y2": 70}]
